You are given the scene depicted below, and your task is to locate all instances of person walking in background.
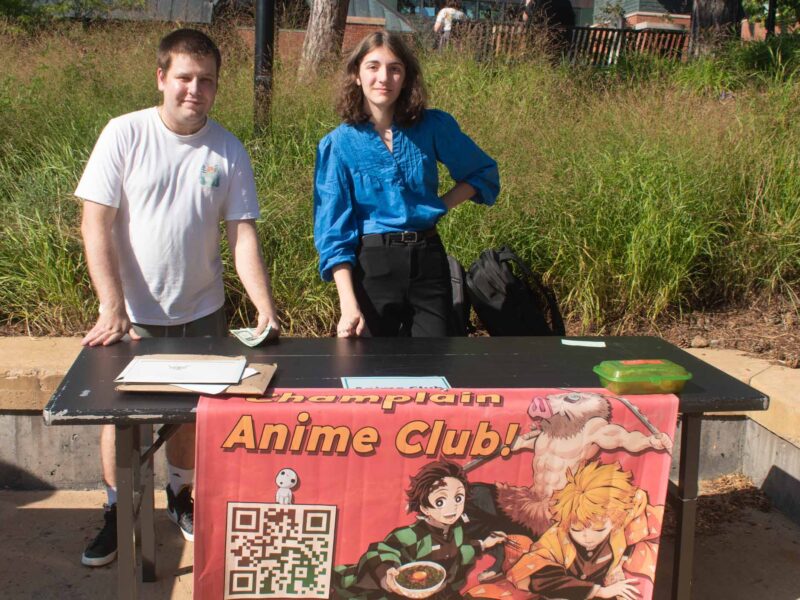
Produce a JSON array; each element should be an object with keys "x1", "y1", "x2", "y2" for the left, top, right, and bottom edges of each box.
[
  {"x1": 77, "y1": 28, "x2": 280, "y2": 567},
  {"x1": 313, "y1": 31, "x2": 499, "y2": 339},
  {"x1": 434, "y1": 0, "x2": 467, "y2": 49},
  {"x1": 522, "y1": 0, "x2": 536, "y2": 24}
]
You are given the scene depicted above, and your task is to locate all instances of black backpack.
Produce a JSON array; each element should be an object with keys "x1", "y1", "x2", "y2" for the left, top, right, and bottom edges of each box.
[
  {"x1": 466, "y1": 246, "x2": 565, "y2": 336},
  {"x1": 447, "y1": 255, "x2": 471, "y2": 336}
]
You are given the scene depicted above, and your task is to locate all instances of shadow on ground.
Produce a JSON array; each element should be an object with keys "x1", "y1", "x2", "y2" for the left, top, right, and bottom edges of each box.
[
  {"x1": 0, "y1": 490, "x2": 192, "y2": 600},
  {"x1": 655, "y1": 485, "x2": 800, "y2": 599},
  {"x1": 2, "y1": 486, "x2": 799, "y2": 599}
]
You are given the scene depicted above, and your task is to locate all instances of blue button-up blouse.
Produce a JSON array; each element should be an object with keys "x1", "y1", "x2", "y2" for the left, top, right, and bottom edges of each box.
[{"x1": 313, "y1": 109, "x2": 500, "y2": 281}]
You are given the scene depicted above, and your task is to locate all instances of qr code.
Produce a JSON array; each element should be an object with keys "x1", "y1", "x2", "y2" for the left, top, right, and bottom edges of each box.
[{"x1": 225, "y1": 502, "x2": 337, "y2": 599}]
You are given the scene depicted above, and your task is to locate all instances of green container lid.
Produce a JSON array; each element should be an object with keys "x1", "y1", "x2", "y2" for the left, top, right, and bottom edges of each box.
[{"x1": 593, "y1": 359, "x2": 692, "y2": 394}]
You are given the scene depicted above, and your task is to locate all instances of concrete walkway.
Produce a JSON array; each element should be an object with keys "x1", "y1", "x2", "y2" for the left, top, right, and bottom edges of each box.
[{"x1": 2, "y1": 489, "x2": 799, "y2": 599}]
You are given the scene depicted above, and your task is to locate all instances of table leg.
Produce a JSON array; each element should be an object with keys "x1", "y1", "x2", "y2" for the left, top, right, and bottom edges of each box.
[
  {"x1": 671, "y1": 413, "x2": 701, "y2": 600},
  {"x1": 140, "y1": 425, "x2": 156, "y2": 582},
  {"x1": 116, "y1": 424, "x2": 141, "y2": 600}
]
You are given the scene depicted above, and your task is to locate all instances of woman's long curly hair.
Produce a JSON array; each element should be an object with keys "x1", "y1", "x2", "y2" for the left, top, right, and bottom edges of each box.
[{"x1": 336, "y1": 31, "x2": 427, "y2": 127}]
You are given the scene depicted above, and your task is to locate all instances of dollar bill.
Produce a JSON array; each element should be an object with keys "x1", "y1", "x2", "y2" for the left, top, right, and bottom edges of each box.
[{"x1": 230, "y1": 326, "x2": 272, "y2": 347}]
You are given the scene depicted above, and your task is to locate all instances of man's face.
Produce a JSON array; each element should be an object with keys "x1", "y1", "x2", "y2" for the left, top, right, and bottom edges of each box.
[
  {"x1": 157, "y1": 52, "x2": 218, "y2": 135},
  {"x1": 420, "y1": 477, "x2": 466, "y2": 527}
]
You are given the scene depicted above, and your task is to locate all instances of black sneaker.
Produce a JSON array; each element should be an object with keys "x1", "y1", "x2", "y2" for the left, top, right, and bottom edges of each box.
[
  {"x1": 166, "y1": 485, "x2": 194, "y2": 542},
  {"x1": 81, "y1": 504, "x2": 117, "y2": 567}
]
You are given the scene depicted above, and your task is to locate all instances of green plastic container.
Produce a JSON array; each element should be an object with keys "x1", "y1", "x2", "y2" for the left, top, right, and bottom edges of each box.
[{"x1": 593, "y1": 359, "x2": 692, "y2": 394}]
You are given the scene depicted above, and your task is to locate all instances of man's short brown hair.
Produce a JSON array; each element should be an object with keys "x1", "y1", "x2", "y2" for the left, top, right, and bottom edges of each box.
[
  {"x1": 406, "y1": 460, "x2": 469, "y2": 514},
  {"x1": 157, "y1": 28, "x2": 221, "y2": 76}
]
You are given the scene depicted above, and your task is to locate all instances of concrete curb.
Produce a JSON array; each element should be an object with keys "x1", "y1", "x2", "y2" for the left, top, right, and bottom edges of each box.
[
  {"x1": 0, "y1": 337, "x2": 81, "y2": 412},
  {"x1": 687, "y1": 348, "x2": 800, "y2": 447}
]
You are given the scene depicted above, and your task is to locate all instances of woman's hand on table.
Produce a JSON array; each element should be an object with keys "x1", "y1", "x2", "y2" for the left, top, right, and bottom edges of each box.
[
  {"x1": 337, "y1": 308, "x2": 365, "y2": 338},
  {"x1": 332, "y1": 263, "x2": 365, "y2": 337}
]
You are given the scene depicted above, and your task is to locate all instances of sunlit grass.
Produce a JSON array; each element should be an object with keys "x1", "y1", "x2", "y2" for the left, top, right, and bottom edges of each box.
[{"x1": 1, "y1": 19, "x2": 798, "y2": 335}]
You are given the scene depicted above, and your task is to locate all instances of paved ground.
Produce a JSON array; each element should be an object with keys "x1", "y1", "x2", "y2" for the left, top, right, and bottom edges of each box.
[{"x1": 2, "y1": 489, "x2": 800, "y2": 600}]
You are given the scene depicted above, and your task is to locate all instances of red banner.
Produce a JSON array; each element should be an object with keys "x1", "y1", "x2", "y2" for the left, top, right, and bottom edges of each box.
[{"x1": 195, "y1": 388, "x2": 677, "y2": 600}]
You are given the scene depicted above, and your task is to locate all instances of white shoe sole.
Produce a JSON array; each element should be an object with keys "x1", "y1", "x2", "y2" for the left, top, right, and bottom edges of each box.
[
  {"x1": 81, "y1": 550, "x2": 117, "y2": 567},
  {"x1": 167, "y1": 508, "x2": 194, "y2": 542}
]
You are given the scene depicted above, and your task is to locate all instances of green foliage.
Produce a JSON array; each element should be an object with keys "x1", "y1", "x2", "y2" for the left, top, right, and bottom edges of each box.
[
  {"x1": 743, "y1": 0, "x2": 800, "y2": 25},
  {"x1": 1, "y1": 0, "x2": 145, "y2": 26},
  {"x1": 727, "y1": 32, "x2": 800, "y2": 82},
  {"x1": 1, "y1": 22, "x2": 798, "y2": 335}
]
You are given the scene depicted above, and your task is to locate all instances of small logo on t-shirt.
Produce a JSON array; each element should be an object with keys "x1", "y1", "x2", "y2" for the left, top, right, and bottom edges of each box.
[{"x1": 200, "y1": 164, "x2": 220, "y2": 188}]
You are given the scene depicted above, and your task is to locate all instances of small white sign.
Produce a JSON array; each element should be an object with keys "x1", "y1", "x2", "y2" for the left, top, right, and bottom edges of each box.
[
  {"x1": 341, "y1": 376, "x2": 451, "y2": 389},
  {"x1": 561, "y1": 339, "x2": 607, "y2": 348}
]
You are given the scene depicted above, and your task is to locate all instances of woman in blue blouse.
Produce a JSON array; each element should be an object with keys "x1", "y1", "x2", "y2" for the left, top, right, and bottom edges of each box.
[{"x1": 313, "y1": 31, "x2": 500, "y2": 338}]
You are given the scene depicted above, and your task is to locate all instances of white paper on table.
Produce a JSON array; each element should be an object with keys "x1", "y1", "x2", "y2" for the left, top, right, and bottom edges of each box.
[
  {"x1": 341, "y1": 376, "x2": 451, "y2": 389},
  {"x1": 172, "y1": 382, "x2": 230, "y2": 394},
  {"x1": 174, "y1": 367, "x2": 258, "y2": 396},
  {"x1": 115, "y1": 356, "x2": 247, "y2": 384},
  {"x1": 171, "y1": 368, "x2": 259, "y2": 395}
]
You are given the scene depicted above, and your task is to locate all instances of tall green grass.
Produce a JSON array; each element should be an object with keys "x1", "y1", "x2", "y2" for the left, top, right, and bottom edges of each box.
[{"x1": 1, "y1": 20, "x2": 798, "y2": 335}]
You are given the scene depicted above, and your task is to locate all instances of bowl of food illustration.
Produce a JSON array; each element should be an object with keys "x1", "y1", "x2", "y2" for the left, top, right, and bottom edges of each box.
[{"x1": 390, "y1": 561, "x2": 447, "y2": 599}]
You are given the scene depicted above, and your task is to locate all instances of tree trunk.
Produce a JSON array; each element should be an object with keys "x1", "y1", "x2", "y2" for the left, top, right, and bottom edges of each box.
[
  {"x1": 765, "y1": 0, "x2": 777, "y2": 37},
  {"x1": 689, "y1": 0, "x2": 744, "y2": 56},
  {"x1": 298, "y1": 0, "x2": 350, "y2": 78}
]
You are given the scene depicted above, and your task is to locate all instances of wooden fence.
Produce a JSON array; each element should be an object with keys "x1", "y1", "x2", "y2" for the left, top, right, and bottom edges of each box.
[
  {"x1": 568, "y1": 26, "x2": 687, "y2": 65},
  {"x1": 448, "y1": 22, "x2": 688, "y2": 64}
]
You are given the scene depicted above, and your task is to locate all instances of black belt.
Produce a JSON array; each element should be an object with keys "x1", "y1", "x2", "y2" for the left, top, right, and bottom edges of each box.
[{"x1": 361, "y1": 229, "x2": 439, "y2": 246}]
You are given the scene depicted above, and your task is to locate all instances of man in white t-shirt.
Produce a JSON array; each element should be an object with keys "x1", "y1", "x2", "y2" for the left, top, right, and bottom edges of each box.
[
  {"x1": 434, "y1": 0, "x2": 467, "y2": 49},
  {"x1": 77, "y1": 28, "x2": 281, "y2": 567}
]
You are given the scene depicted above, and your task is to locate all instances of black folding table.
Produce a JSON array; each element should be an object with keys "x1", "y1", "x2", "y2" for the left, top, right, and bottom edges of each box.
[{"x1": 44, "y1": 336, "x2": 768, "y2": 600}]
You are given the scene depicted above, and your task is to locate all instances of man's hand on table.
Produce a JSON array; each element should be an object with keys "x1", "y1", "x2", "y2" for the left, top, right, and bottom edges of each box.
[
  {"x1": 255, "y1": 311, "x2": 281, "y2": 339},
  {"x1": 81, "y1": 308, "x2": 140, "y2": 346}
]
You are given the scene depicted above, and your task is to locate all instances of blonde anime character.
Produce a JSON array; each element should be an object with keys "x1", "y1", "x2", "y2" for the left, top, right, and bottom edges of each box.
[{"x1": 466, "y1": 461, "x2": 662, "y2": 600}]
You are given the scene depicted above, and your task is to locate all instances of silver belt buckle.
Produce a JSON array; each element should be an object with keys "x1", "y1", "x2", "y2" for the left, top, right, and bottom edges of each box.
[{"x1": 400, "y1": 231, "x2": 418, "y2": 243}]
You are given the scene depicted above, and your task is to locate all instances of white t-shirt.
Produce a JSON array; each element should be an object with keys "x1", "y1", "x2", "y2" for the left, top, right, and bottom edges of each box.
[
  {"x1": 75, "y1": 107, "x2": 260, "y2": 326},
  {"x1": 435, "y1": 7, "x2": 466, "y2": 32}
]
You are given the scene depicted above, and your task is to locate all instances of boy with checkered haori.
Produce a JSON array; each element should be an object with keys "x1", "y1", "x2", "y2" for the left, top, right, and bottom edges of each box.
[{"x1": 333, "y1": 460, "x2": 507, "y2": 599}]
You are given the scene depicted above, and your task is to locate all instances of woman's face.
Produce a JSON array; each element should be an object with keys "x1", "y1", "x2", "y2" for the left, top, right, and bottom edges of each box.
[
  {"x1": 420, "y1": 477, "x2": 466, "y2": 527},
  {"x1": 356, "y1": 45, "x2": 406, "y2": 117}
]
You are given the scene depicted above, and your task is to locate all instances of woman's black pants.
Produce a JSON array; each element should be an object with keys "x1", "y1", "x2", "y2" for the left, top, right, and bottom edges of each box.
[{"x1": 354, "y1": 232, "x2": 451, "y2": 338}]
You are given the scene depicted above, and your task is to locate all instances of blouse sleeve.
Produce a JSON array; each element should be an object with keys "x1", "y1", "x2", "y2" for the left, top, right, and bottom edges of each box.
[
  {"x1": 430, "y1": 109, "x2": 500, "y2": 206},
  {"x1": 313, "y1": 134, "x2": 359, "y2": 282}
]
